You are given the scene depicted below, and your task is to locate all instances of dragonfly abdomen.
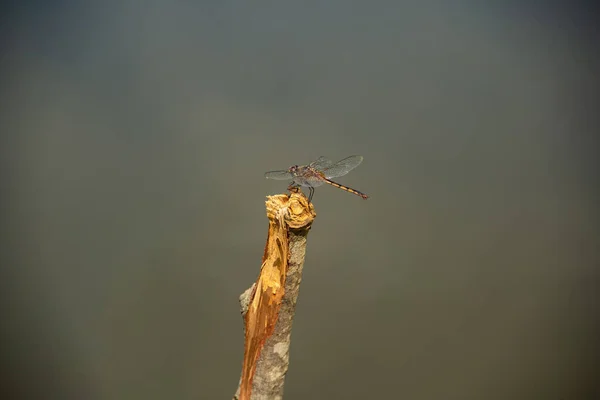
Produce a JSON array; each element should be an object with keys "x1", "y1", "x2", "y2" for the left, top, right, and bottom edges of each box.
[{"x1": 323, "y1": 178, "x2": 369, "y2": 199}]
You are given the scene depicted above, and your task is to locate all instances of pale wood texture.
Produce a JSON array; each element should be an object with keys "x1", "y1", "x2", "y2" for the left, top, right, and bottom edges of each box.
[{"x1": 233, "y1": 193, "x2": 315, "y2": 400}]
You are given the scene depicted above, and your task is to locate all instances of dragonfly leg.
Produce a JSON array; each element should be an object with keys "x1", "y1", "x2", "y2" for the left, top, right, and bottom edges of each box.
[
  {"x1": 287, "y1": 182, "x2": 301, "y2": 196},
  {"x1": 308, "y1": 186, "x2": 314, "y2": 202}
]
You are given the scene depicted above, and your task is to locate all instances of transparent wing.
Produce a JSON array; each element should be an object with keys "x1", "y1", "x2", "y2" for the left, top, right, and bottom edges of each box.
[
  {"x1": 322, "y1": 155, "x2": 363, "y2": 179},
  {"x1": 299, "y1": 175, "x2": 326, "y2": 187},
  {"x1": 309, "y1": 156, "x2": 335, "y2": 171},
  {"x1": 264, "y1": 170, "x2": 293, "y2": 180}
]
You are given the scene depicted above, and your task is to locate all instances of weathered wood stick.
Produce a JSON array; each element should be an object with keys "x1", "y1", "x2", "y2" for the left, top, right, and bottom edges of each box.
[{"x1": 233, "y1": 192, "x2": 315, "y2": 400}]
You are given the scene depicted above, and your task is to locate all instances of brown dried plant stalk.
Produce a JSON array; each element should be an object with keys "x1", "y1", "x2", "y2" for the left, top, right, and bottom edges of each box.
[{"x1": 233, "y1": 192, "x2": 316, "y2": 400}]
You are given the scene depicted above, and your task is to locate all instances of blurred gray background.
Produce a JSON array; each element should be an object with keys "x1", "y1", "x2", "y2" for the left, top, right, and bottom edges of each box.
[{"x1": 2, "y1": 1, "x2": 599, "y2": 399}]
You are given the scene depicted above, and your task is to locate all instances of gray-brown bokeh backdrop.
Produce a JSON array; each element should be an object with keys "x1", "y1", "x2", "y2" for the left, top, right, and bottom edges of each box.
[{"x1": 2, "y1": 1, "x2": 599, "y2": 399}]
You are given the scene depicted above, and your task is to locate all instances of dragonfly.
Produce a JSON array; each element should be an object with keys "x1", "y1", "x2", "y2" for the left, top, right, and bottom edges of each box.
[{"x1": 264, "y1": 155, "x2": 369, "y2": 202}]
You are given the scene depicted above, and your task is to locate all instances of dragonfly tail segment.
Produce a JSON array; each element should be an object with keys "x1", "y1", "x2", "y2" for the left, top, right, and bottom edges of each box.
[{"x1": 323, "y1": 178, "x2": 369, "y2": 199}]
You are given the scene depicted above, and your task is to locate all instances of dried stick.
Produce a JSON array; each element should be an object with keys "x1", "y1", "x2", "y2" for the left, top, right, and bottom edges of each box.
[{"x1": 233, "y1": 192, "x2": 316, "y2": 400}]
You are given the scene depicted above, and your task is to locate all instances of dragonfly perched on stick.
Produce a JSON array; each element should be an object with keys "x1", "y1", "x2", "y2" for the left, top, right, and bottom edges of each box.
[{"x1": 264, "y1": 155, "x2": 369, "y2": 202}]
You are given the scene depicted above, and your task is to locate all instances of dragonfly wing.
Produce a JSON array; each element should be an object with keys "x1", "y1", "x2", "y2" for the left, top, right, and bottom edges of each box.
[
  {"x1": 323, "y1": 155, "x2": 363, "y2": 179},
  {"x1": 309, "y1": 156, "x2": 335, "y2": 171},
  {"x1": 264, "y1": 170, "x2": 293, "y2": 180},
  {"x1": 301, "y1": 175, "x2": 325, "y2": 187}
]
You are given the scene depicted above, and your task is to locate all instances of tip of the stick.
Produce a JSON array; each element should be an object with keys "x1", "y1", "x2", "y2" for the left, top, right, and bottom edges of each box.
[{"x1": 265, "y1": 192, "x2": 315, "y2": 229}]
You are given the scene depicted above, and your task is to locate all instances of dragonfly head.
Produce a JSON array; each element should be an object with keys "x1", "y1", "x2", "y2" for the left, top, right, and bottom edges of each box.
[{"x1": 289, "y1": 165, "x2": 299, "y2": 173}]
